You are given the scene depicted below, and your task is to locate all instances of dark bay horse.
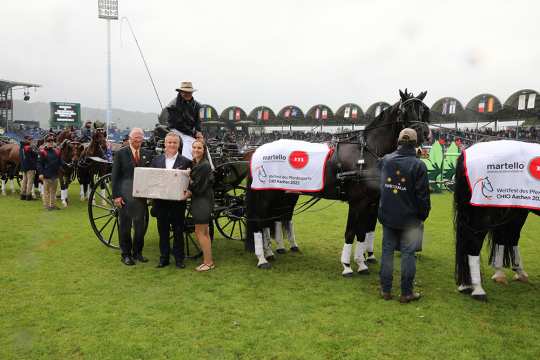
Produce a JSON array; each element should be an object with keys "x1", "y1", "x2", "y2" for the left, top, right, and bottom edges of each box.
[
  {"x1": 58, "y1": 139, "x2": 84, "y2": 207},
  {"x1": 78, "y1": 131, "x2": 111, "y2": 201},
  {"x1": 0, "y1": 142, "x2": 20, "y2": 195},
  {"x1": 246, "y1": 90, "x2": 431, "y2": 270},
  {"x1": 453, "y1": 150, "x2": 540, "y2": 301}
]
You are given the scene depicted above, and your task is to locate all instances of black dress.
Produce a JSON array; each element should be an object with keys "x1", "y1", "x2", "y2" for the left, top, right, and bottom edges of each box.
[{"x1": 189, "y1": 159, "x2": 214, "y2": 224}]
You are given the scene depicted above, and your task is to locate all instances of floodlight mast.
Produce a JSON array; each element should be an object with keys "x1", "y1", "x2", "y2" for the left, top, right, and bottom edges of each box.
[{"x1": 98, "y1": 0, "x2": 119, "y2": 139}]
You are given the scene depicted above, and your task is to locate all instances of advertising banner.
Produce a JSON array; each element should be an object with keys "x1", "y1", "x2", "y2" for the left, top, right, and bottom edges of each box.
[
  {"x1": 465, "y1": 140, "x2": 540, "y2": 210},
  {"x1": 250, "y1": 139, "x2": 331, "y2": 192}
]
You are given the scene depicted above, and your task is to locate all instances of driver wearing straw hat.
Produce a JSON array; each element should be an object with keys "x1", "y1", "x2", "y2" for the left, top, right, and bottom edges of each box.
[{"x1": 167, "y1": 81, "x2": 203, "y2": 160}]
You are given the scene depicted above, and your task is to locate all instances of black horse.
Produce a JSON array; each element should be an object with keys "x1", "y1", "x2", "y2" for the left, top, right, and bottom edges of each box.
[
  {"x1": 245, "y1": 89, "x2": 431, "y2": 269},
  {"x1": 453, "y1": 152, "x2": 540, "y2": 301}
]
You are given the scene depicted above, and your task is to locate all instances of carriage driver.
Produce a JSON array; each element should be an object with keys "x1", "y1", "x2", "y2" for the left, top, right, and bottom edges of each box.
[
  {"x1": 166, "y1": 81, "x2": 203, "y2": 159},
  {"x1": 378, "y1": 128, "x2": 431, "y2": 303}
]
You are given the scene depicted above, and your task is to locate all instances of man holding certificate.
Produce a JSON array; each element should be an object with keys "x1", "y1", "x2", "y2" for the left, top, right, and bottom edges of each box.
[{"x1": 150, "y1": 132, "x2": 192, "y2": 268}]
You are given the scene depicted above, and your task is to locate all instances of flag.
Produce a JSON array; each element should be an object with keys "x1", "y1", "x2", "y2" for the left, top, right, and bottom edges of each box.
[
  {"x1": 351, "y1": 107, "x2": 358, "y2": 119},
  {"x1": 315, "y1": 108, "x2": 320, "y2": 119},
  {"x1": 375, "y1": 105, "x2": 381, "y2": 117},
  {"x1": 322, "y1": 109, "x2": 328, "y2": 120},
  {"x1": 257, "y1": 110, "x2": 262, "y2": 120},
  {"x1": 478, "y1": 101, "x2": 485, "y2": 113},
  {"x1": 206, "y1": 107, "x2": 212, "y2": 119},
  {"x1": 284, "y1": 109, "x2": 291, "y2": 118},
  {"x1": 263, "y1": 110, "x2": 269, "y2": 121},
  {"x1": 344, "y1": 106, "x2": 350, "y2": 118},
  {"x1": 518, "y1": 94, "x2": 526, "y2": 110},
  {"x1": 229, "y1": 109, "x2": 234, "y2": 120},
  {"x1": 487, "y1": 97, "x2": 494, "y2": 112},
  {"x1": 442, "y1": 101, "x2": 448, "y2": 115},
  {"x1": 450, "y1": 100, "x2": 456, "y2": 114},
  {"x1": 199, "y1": 108, "x2": 205, "y2": 119},
  {"x1": 527, "y1": 93, "x2": 536, "y2": 109},
  {"x1": 235, "y1": 109, "x2": 241, "y2": 120}
]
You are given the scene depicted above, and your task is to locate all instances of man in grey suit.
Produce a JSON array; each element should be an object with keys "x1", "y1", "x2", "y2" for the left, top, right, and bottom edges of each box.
[
  {"x1": 150, "y1": 132, "x2": 192, "y2": 268},
  {"x1": 112, "y1": 128, "x2": 151, "y2": 266}
]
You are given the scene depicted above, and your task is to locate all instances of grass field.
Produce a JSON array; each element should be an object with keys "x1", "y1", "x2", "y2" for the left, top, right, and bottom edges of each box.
[{"x1": 1, "y1": 186, "x2": 540, "y2": 359}]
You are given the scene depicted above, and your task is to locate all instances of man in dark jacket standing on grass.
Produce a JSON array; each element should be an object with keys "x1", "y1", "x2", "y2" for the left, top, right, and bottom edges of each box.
[
  {"x1": 378, "y1": 128, "x2": 431, "y2": 303},
  {"x1": 19, "y1": 135, "x2": 37, "y2": 200},
  {"x1": 37, "y1": 134, "x2": 63, "y2": 210}
]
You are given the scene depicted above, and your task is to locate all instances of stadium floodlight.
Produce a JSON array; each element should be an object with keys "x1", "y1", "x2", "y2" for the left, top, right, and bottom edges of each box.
[
  {"x1": 98, "y1": 0, "x2": 118, "y2": 20},
  {"x1": 98, "y1": 0, "x2": 118, "y2": 139}
]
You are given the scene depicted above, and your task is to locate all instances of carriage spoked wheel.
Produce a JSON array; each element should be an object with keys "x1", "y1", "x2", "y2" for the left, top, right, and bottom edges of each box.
[
  {"x1": 180, "y1": 202, "x2": 214, "y2": 259},
  {"x1": 88, "y1": 174, "x2": 120, "y2": 249},
  {"x1": 214, "y1": 185, "x2": 247, "y2": 242},
  {"x1": 88, "y1": 174, "x2": 149, "y2": 249}
]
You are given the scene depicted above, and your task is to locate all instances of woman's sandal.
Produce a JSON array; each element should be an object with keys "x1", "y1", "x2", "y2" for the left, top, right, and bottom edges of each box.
[{"x1": 195, "y1": 263, "x2": 215, "y2": 272}]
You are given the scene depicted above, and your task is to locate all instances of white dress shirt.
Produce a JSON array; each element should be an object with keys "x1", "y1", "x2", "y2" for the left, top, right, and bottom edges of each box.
[{"x1": 165, "y1": 152, "x2": 178, "y2": 169}]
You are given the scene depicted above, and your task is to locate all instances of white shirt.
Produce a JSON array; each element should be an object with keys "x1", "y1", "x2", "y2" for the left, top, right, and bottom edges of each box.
[{"x1": 165, "y1": 152, "x2": 178, "y2": 169}]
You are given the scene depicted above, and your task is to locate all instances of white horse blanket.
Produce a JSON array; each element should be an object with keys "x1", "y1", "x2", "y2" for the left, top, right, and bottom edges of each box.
[
  {"x1": 250, "y1": 139, "x2": 332, "y2": 192},
  {"x1": 465, "y1": 140, "x2": 540, "y2": 209}
]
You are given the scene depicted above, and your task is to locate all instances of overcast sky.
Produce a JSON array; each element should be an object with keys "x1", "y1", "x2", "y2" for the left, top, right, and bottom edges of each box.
[{"x1": 2, "y1": 0, "x2": 539, "y2": 114}]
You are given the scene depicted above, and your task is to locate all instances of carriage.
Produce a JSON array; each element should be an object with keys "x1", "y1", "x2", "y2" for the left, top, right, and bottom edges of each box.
[{"x1": 87, "y1": 137, "x2": 250, "y2": 259}]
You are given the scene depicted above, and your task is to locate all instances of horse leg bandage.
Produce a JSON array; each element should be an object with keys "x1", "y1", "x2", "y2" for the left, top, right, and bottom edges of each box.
[
  {"x1": 365, "y1": 231, "x2": 376, "y2": 262},
  {"x1": 101, "y1": 189, "x2": 107, "y2": 206},
  {"x1": 285, "y1": 221, "x2": 299, "y2": 250},
  {"x1": 341, "y1": 244, "x2": 353, "y2": 276},
  {"x1": 9, "y1": 179, "x2": 15, "y2": 193},
  {"x1": 490, "y1": 244, "x2": 506, "y2": 283},
  {"x1": 468, "y1": 255, "x2": 486, "y2": 298},
  {"x1": 274, "y1": 222, "x2": 286, "y2": 253},
  {"x1": 354, "y1": 241, "x2": 369, "y2": 273},
  {"x1": 262, "y1": 228, "x2": 274, "y2": 259},
  {"x1": 1, "y1": 179, "x2": 5, "y2": 195},
  {"x1": 61, "y1": 189, "x2": 68, "y2": 206},
  {"x1": 511, "y1": 246, "x2": 528, "y2": 282},
  {"x1": 254, "y1": 232, "x2": 268, "y2": 267},
  {"x1": 80, "y1": 184, "x2": 85, "y2": 200}
]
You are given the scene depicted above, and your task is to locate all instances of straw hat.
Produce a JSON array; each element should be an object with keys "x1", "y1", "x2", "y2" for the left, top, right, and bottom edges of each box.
[{"x1": 175, "y1": 81, "x2": 196, "y2": 93}]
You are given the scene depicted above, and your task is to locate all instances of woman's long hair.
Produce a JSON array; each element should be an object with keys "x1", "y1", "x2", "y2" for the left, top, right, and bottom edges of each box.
[{"x1": 192, "y1": 139, "x2": 208, "y2": 164}]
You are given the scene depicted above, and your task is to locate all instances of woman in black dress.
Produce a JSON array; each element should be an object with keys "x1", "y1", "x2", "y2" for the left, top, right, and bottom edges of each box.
[{"x1": 187, "y1": 140, "x2": 215, "y2": 271}]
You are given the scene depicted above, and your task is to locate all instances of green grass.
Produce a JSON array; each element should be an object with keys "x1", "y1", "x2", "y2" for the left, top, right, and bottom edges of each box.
[{"x1": 1, "y1": 187, "x2": 540, "y2": 359}]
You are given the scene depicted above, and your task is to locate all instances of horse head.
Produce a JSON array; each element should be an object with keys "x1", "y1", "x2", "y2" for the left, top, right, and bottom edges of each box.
[
  {"x1": 364, "y1": 89, "x2": 431, "y2": 158},
  {"x1": 398, "y1": 89, "x2": 431, "y2": 145}
]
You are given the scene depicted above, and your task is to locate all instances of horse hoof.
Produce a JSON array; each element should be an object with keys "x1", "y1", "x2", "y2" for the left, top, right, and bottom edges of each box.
[
  {"x1": 290, "y1": 246, "x2": 300, "y2": 252},
  {"x1": 472, "y1": 294, "x2": 488, "y2": 302},
  {"x1": 366, "y1": 258, "x2": 377, "y2": 264},
  {"x1": 258, "y1": 262, "x2": 272, "y2": 270},
  {"x1": 265, "y1": 255, "x2": 275, "y2": 262},
  {"x1": 492, "y1": 276, "x2": 508, "y2": 285},
  {"x1": 276, "y1": 249, "x2": 286, "y2": 255},
  {"x1": 513, "y1": 273, "x2": 529, "y2": 283},
  {"x1": 457, "y1": 285, "x2": 473, "y2": 294},
  {"x1": 357, "y1": 269, "x2": 370, "y2": 276},
  {"x1": 342, "y1": 272, "x2": 354, "y2": 278}
]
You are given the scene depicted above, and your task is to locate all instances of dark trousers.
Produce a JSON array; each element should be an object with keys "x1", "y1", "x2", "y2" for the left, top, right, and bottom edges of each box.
[
  {"x1": 118, "y1": 198, "x2": 147, "y2": 257},
  {"x1": 156, "y1": 205, "x2": 186, "y2": 262}
]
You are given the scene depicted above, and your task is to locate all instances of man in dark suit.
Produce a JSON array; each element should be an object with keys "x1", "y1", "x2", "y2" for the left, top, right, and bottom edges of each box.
[
  {"x1": 112, "y1": 128, "x2": 151, "y2": 266},
  {"x1": 151, "y1": 132, "x2": 192, "y2": 268}
]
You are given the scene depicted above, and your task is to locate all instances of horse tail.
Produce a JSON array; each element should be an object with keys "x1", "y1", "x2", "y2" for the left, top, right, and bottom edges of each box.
[{"x1": 454, "y1": 153, "x2": 472, "y2": 285}]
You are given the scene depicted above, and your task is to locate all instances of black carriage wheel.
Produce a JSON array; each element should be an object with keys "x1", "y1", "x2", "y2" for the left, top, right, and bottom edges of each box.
[
  {"x1": 181, "y1": 201, "x2": 215, "y2": 259},
  {"x1": 88, "y1": 173, "x2": 149, "y2": 249},
  {"x1": 214, "y1": 185, "x2": 246, "y2": 241}
]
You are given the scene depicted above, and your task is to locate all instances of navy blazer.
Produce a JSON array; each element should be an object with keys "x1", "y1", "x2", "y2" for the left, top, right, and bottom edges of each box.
[
  {"x1": 111, "y1": 146, "x2": 152, "y2": 199},
  {"x1": 150, "y1": 153, "x2": 192, "y2": 218}
]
